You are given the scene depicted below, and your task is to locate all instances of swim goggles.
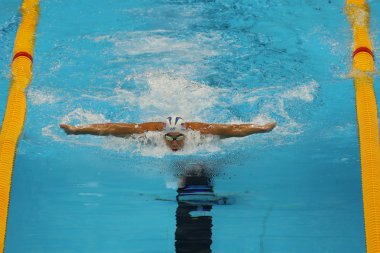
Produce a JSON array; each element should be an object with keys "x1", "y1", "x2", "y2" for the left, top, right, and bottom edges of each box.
[{"x1": 164, "y1": 134, "x2": 185, "y2": 142}]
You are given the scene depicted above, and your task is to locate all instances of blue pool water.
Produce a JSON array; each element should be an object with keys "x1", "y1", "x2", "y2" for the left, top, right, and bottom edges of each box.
[{"x1": 1, "y1": 0, "x2": 380, "y2": 252}]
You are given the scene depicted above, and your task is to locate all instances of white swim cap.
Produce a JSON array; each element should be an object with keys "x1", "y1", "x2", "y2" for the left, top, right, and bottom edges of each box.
[{"x1": 165, "y1": 116, "x2": 185, "y2": 133}]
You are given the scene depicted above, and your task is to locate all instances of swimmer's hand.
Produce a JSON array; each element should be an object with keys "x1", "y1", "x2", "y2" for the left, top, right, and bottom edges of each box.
[
  {"x1": 59, "y1": 124, "x2": 78, "y2": 135},
  {"x1": 263, "y1": 122, "x2": 276, "y2": 132}
]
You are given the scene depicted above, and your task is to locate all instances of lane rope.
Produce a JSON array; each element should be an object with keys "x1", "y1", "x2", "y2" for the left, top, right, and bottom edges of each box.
[
  {"x1": 0, "y1": 1, "x2": 40, "y2": 252},
  {"x1": 345, "y1": 1, "x2": 380, "y2": 253}
]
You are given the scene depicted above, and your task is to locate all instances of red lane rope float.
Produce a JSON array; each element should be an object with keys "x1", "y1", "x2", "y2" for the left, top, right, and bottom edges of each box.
[
  {"x1": 12, "y1": 51, "x2": 33, "y2": 62},
  {"x1": 353, "y1": 46, "x2": 375, "y2": 59}
]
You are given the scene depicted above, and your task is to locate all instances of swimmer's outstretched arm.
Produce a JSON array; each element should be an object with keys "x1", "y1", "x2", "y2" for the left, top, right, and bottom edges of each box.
[
  {"x1": 184, "y1": 122, "x2": 276, "y2": 138},
  {"x1": 59, "y1": 122, "x2": 165, "y2": 137}
]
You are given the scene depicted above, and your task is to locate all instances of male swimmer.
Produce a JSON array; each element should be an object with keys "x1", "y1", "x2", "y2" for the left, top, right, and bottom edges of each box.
[{"x1": 59, "y1": 116, "x2": 276, "y2": 152}]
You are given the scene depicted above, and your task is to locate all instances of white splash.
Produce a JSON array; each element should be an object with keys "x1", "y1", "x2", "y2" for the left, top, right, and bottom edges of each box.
[
  {"x1": 90, "y1": 30, "x2": 219, "y2": 62},
  {"x1": 60, "y1": 108, "x2": 110, "y2": 125},
  {"x1": 281, "y1": 80, "x2": 319, "y2": 102},
  {"x1": 137, "y1": 72, "x2": 223, "y2": 120},
  {"x1": 243, "y1": 80, "x2": 320, "y2": 137},
  {"x1": 42, "y1": 125, "x2": 64, "y2": 142},
  {"x1": 83, "y1": 70, "x2": 226, "y2": 121},
  {"x1": 28, "y1": 88, "x2": 58, "y2": 105}
]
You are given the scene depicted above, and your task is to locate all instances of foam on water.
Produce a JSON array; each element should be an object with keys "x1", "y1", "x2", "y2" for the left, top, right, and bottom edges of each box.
[
  {"x1": 127, "y1": 71, "x2": 224, "y2": 121},
  {"x1": 256, "y1": 80, "x2": 318, "y2": 135},
  {"x1": 79, "y1": 69, "x2": 226, "y2": 121},
  {"x1": 281, "y1": 80, "x2": 318, "y2": 102},
  {"x1": 90, "y1": 30, "x2": 219, "y2": 64},
  {"x1": 42, "y1": 108, "x2": 111, "y2": 146},
  {"x1": 28, "y1": 88, "x2": 59, "y2": 105},
  {"x1": 42, "y1": 124, "x2": 100, "y2": 148},
  {"x1": 60, "y1": 108, "x2": 110, "y2": 125}
]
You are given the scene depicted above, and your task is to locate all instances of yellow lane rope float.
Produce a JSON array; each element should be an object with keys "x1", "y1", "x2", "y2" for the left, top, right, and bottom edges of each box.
[
  {"x1": 0, "y1": 0, "x2": 40, "y2": 252},
  {"x1": 345, "y1": 0, "x2": 380, "y2": 252}
]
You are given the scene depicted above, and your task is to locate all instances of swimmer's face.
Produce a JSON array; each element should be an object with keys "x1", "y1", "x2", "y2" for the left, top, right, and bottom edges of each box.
[{"x1": 164, "y1": 132, "x2": 185, "y2": 152}]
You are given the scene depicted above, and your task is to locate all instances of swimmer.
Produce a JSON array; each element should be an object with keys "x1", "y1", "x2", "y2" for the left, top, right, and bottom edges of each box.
[{"x1": 59, "y1": 116, "x2": 276, "y2": 152}]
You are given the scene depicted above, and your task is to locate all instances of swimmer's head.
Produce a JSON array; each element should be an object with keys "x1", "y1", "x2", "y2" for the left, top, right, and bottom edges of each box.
[
  {"x1": 164, "y1": 116, "x2": 185, "y2": 133},
  {"x1": 164, "y1": 116, "x2": 186, "y2": 151}
]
